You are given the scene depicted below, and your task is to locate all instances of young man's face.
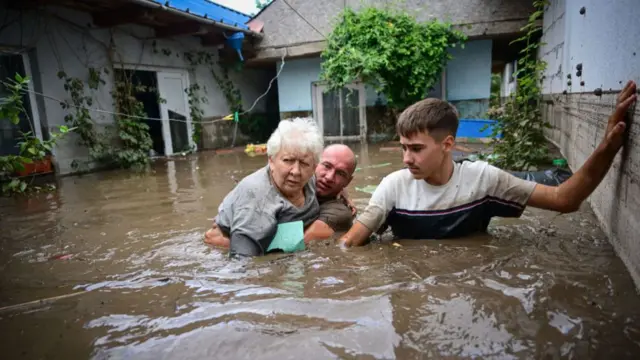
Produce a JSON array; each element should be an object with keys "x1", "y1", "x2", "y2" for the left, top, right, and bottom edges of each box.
[{"x1": 400, "y1": 131, "x2": 454, "y2": 180}]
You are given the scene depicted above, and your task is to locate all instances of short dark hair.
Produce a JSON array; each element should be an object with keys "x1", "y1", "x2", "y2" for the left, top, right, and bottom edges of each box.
[{"x1": 396, "y1": 98, "x2": 459, "y2": 141}]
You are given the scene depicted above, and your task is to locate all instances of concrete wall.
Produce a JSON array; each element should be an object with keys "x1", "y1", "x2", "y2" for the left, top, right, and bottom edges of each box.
[
  {"x1": 540, "y1": 0, "x2": 640, "y2": 288},
  {"x1": 276, "y1": 57, "x2": 322, "y2": 112},
  {"x1": 0, "y1": 5, "x2": 271, "y2": 174},
  {"x1": 446, "y1": 39, "x2": 493, "y2": 118},
  {"x1": 253, "y1": 0, "x2": 533, "y2": 58}
]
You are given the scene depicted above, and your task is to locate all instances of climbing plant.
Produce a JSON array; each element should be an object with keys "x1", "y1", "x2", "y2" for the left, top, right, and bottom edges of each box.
[
  {"x1": 320, "y1": 6, "x2": 467, "y2": 114},
  {"x1": 59, "y1": 68, "x2": 154, "y2": 170},
  {"x1": 186, "y1": 82, "x2": 208, "y2": 146},
  {"x1": 108, "y1": 70, "x2": 154, "y2": 169},
  {"x1": 184, "y1": 50, "x2": 277, "y2": 143},
  {"x1": 1, "y1": 74, "x2": 71, "y2": 195},
  {"x1": 485, "y1": 0, "x2": 551, "y2": 171},
  {"x1": 58, "y1": 69, "x2": 104, "y2": 149}
]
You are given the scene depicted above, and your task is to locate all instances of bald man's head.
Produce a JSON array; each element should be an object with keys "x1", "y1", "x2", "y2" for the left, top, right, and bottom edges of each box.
[{"x1": 315, "y1": 144, "x2": 356, "y2": 197}]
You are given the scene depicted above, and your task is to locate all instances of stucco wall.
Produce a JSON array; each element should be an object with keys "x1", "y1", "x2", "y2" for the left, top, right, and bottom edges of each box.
[
  {"x1": 446, "y1": 39, "x2": 493, "y2": 119},
  {"x1": 540, "y1": 0, "x2": 640, "y2": 288},
  {"x1": 0, "y1": 5, "x2": 271, "y2": 174},
  {"x1": 254, "y1": 0, "x2": 533, "y2": 52}
]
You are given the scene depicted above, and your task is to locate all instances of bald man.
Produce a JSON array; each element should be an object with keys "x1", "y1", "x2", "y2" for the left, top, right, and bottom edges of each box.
[{"x1": 204, "y1": 144, "x2": 357, "y2": 247}]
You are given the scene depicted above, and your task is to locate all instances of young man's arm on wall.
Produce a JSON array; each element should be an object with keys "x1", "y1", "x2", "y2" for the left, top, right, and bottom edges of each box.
[{"x1": 527, "y1": 80, "x2": 637, "y2": 212}]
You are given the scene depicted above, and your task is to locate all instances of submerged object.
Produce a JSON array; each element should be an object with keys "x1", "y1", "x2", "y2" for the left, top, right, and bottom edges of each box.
[
  {"x1": 509, "y1": 167, "x2": 572, "y2": 186},
  {"x1": 245, "y1": 143, "x2": 267, "y2": 156}
]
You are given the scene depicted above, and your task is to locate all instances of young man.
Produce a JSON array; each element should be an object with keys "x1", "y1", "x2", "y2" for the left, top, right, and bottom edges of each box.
[
  {"x1": 204, "y1": 144, "x2": 357, "y2": 247},
  {"x1": 339, "y1": 80, "x2": 637, "y2": 247}
]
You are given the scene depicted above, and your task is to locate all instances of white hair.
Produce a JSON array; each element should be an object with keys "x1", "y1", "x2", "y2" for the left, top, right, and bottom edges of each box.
[{"x1": 266, "y1": 117, "x2": 324, "y2": 163}]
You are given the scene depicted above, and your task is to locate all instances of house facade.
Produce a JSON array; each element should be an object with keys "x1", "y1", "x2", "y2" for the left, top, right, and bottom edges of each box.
[
  {"x1": 0, "y1": 0, "x2": 273, "y2": 175},
  {"x1": 539, "y1": 0, "x2": 640, "y2": 287},
  {"x1": 248, "y1": 0, "x2": 535, "y2": 141}
]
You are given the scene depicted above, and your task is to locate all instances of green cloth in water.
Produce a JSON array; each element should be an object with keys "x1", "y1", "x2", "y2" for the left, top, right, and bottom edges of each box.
[{"x1": 267, "y1": 221, "x2": 305, "y2": 253}]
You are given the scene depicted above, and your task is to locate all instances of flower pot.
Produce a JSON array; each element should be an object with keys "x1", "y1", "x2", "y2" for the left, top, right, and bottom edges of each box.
[{"x1": 17, "y1": 155, "x2": 53, "y2": 177}]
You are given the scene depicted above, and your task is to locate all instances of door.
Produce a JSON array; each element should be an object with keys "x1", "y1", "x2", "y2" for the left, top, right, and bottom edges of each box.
[
  {"x1": 156, "y1": 71, "x2": 193, "y2": 156},
  {"x1": 0, "y1": 52, "x2": 41, "y2": 156},
  {"x1": 312, "y1": 82, "x2": 367, "y2": 141}
]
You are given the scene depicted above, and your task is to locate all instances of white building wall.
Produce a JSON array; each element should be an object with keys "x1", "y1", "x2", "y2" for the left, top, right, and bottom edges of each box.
[
  {"x1": 540, "y1": 0, "x2": 640, "y2": 289},
  {"x1": 0, "y1": 5, "x2": 271, "y2": 174}
]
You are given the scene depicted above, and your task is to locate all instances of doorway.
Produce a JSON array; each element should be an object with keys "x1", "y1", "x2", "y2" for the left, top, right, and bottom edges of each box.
[
  {"x1": 312, "y1": 82, "x2": 367, "y2": 141},
  {"x1": 156, "y1": 70, "x2": 193, "y2": 155},
  {"x1": 114, "y1": 68, "x2": 193, "y2": 156},
  {"x1": 114, "y1": 69, "x2": 164, "y2": 155},
  {"x1": 0, "y1": 53, "x2": 37, "y2": 156}
]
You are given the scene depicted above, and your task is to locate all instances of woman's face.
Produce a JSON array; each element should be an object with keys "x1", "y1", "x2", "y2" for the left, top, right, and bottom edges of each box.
[{"x1": 268, "y1": 149, "x2": 316, "y2": 198}]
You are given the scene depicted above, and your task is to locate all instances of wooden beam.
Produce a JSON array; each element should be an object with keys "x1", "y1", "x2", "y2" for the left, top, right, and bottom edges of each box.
[
  {"x1": 201, "y1": 33, "x2": 226, "y2": 47},
  {"x1": 92, "y1": 5, "x2": 151, "y2": 28},
  {"x1": 155, "y1": 21, "x2": 207, "y2": 38}
]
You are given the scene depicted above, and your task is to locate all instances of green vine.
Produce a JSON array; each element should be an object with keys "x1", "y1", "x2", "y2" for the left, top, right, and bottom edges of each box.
[
  {"x1": 186, "y1": 82, "x2": 208, "y2": 146},
  {"x1": 183, "y1": 50, "x2": 277, "y2": 143},
  {"x1": 58, "y1": 69, "x2": 104, "y2": 149},
  {"x1": 108, "y1": 70, "x2": 153, "y2": 169},
  {"x1": 1, "y1": 74, "x2": 71, "y2": 195},
  {"x1": 320, "y1": 6, "x2": 467, "y2": 113},
  {"x1": 59, "y1": 67, "x2": 153, "y2": 170},
  {"x1": 485, "y1": 0, "x2": 551, "y2": 171},
  {"x1": 210, "y1": 63, "x2": 243, "y2": 114}
]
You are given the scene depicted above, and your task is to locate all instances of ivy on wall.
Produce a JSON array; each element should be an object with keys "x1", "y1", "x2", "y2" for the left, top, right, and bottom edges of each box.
[
  {"x1": 184, "y1": 50, "x2": 278, "y2": 143},
  {"x1": 485, "y1": 0, "x2": 551, "y2": 171},
  {"x1": 59, "y1": 67, "x2": 154, "y2": 170}
]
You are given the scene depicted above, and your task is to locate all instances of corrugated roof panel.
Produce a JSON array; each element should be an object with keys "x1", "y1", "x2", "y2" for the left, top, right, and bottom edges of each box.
[{"x1": 149, "y1": 0, "x2": 251, "y2": 30}]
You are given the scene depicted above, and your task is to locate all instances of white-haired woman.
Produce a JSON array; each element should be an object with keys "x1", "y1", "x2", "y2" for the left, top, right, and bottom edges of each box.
[{"x1": 209, "y1": 117, "x2": 324, "y2": 257}]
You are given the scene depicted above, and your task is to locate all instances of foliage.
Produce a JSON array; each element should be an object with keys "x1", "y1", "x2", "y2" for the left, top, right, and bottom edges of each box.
[
  {"x1": 106, "y1": 70, "x2": 153, "y2": 169},
  {"x1": 210, "y1": 62, "x2": 243, "y2": 114},
  {"x1": 489, "y1": 73, "x2": 502, "y2": 107},
  {"x1": 0, "y1": 74, "x2": 71, "y2": 195},
  {"x1": 59, "y1": 68, "x2": 153, "y2": 170},
  {"x1": 184, "y1": 50, "x2": 277, "y2": 143},
  {"x1": 320, "y1": 6, "x2": 466, "y2": 112},
  {"x1": 485, "y1": 0, "x2": 551, "y2": 171},
  {"x1": 186, "y1": 83, "x2": 207, "y2": 146},
  {"x1": 58, "y1": 69, "x2": 104, "y2": 149},
  {"x1": 255, "y1": 0, "x2": 273, "y2": 10}
]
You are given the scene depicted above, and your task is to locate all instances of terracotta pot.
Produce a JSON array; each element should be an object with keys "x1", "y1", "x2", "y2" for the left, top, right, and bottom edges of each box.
[{"x1": 17, "y1": 155, "x2": 53, "y2": 177}]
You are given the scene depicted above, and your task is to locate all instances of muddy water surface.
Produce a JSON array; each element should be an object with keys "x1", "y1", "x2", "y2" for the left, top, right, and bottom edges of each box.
[{"x1": 1, "y1": 143, "x2": 640, "y2": 359}]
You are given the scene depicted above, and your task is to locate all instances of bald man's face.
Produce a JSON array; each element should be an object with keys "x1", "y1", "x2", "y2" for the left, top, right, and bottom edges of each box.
[{"x1": 315, "y1": 147, "x2": 355, "y2": 197}]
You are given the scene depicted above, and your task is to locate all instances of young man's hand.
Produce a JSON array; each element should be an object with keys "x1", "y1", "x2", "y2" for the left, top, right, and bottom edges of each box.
[
  {"x1": 526, "y1": 80, "x2": 637, "y2": 213},
  {"x1": 603, "y1": 80, "x2": 637, "y2": 152}
]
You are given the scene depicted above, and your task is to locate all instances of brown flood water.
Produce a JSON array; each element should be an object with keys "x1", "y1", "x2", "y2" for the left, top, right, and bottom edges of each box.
[{"x1": 1, "y1": 143, "x2": 639, "y2": 359}]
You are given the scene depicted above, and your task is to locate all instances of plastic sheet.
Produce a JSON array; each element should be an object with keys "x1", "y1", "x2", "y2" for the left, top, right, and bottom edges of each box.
[{"x1": 508, "y1": 167, "x2": 573, "y2": 186}]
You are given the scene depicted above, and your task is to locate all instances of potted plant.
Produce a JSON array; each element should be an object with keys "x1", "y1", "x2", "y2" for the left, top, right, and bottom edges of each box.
[{"x1": 15, "y1": 126, "x2": 71, "y2": 177}]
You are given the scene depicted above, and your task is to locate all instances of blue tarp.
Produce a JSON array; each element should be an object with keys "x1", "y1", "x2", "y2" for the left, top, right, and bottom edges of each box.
[{"x1": 149, "y1": 0, "x2": 251, "y2": 30}]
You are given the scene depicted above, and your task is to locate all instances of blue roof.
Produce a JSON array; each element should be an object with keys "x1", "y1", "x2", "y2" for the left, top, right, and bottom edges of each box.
[{"x1": 150, "y1": 0, "x2": 252, "y2": 30}]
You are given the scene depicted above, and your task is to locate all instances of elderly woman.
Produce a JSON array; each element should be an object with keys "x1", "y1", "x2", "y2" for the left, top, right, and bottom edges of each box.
[{"x1": 212, "y1": 117, "x2": 324, "y2": 257}]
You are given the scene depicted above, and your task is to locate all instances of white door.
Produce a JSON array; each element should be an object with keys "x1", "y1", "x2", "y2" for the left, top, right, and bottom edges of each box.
[
  {"x1": 156, "y1": 71, "x2": 194, "y2": 156},
  {"x1": 312, "y1": 82, "x2": 367, "y2": 141}
]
